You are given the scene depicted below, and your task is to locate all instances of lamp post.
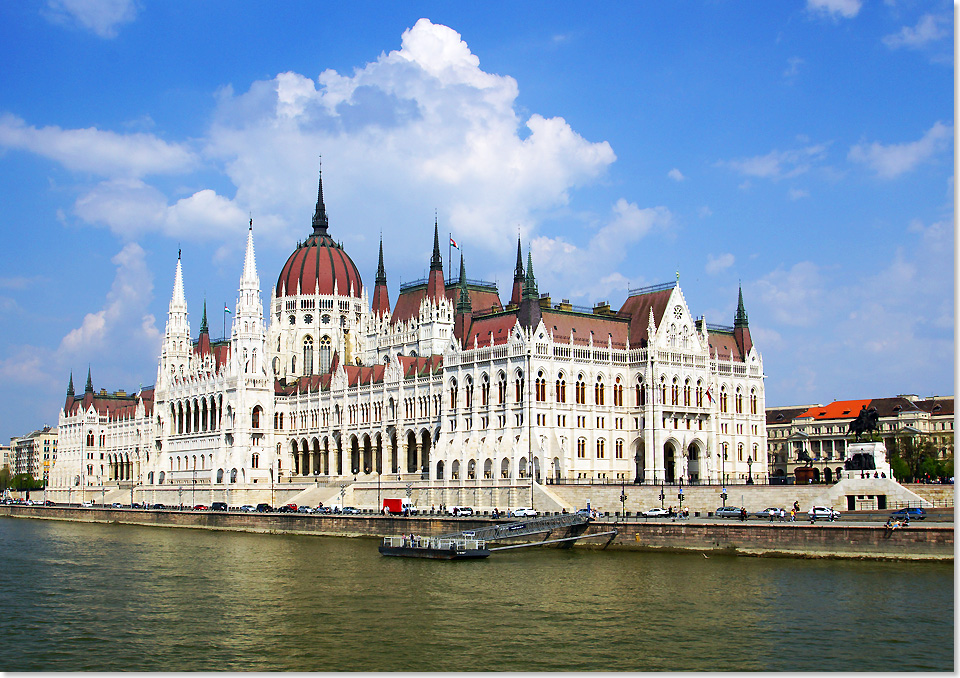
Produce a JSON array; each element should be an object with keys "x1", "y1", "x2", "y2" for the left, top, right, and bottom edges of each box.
[
  {"x1": 529, "y1": 461, "x2": 535, "y2": 509},
  {"x1": 747, "y1": 455, "x2": 754, "y2": 485},
  {"x1": 192, "y1": 468, "x2": 197, "y2": 507},
  {"x1": 177, "y1": 486, "x2": 183, "y2": 510},
  {"x1": 270, "y1": 461, "x2": 275, "y2": 508},
  {"x1": 377, "y1": 471, "x2": 381, "y2": 512},
  {"x1": 677, "y1": 480, "x2": 684, "y2": 515},
  {"x1": 659, "y1": 482, "x2": 665, "y2": 509},
  {"x1": 619, "y1": 477, "x2": 627, "y2": 520},
  {"x1": 634, "y1": 451, "x2": 641, "y2": 485}
]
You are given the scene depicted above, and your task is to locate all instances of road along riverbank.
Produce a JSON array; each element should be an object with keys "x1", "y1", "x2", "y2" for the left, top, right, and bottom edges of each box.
[{"x1": 0, "y1": 506, "x2": 950, "y2": 561}]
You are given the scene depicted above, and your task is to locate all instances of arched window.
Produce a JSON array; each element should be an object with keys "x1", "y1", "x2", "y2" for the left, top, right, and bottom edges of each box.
[
  {"x1": 556, "y1": 375, "x2": 566, "y2": 403},
  {"x1": 577, "y1": 438, "x2": 586, "y2": 458},
  {"x1": 465, "y1": 376, "x2": 474, "y2": 408},
  {"x1": 615, "y1": 439, "x2": 624, "y2": 459},
  {"x1": 736, "y1": 389, "x2": 743, "y2": 414},
  {"x1": 481, "y1": 374, "x2": 490, "y2": 406},
  {"x1": 303, "y1": 336, "x2": 314, "y2": 375},
  {"x1": 683, "y1": 379, "x2": 691, "y2": 406},
  {"x1": 720, "y1": 387, "x2": 728, "y2": 413},
  {"x1": 515, "y1": 371, "x2": 524, "y2": 403},
  {"x1": 450, "y1": 379, "x2": 458, "y2": 410},
  {"x1": 291, "y1": 355, "x2": 297, "y2": 374},
  {"x1": 575, "y1": 376, "x2": 586, "y2": 405},
  {"x1": 596, "y1": 439, "x2": 605, "y2": 458},
  {"x1": 696, "y1": 381, "x2": 703, "y2": 407},
  {"x1": 750, "y1": 389, "x2": 758, "y2": 415},
  {"x1": 497, "y1": 372, "x2": 506, "y2": 404},
  {"x1": 671, "y1": 378, "x2": 679, "y2": 405},
  {"x1": 319, "y1": 336, "x2": 332, "y2": 374},
  {"x1": 595, "y1": 376, "x2": 605, "y2": 406},
  {"x1": 252, "y1": 405, "x2": 262, "y2": 429},
  {"x1": 535, "y1": 371, "x2": 546, "y2": 402},
  {"x1": 613, "y1": 377, "x2": 623, "y2": 407}
]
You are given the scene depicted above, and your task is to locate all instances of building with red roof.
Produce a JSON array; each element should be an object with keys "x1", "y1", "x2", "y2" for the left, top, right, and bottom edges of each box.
[
  {"x1": 49, "y1": 164, "x2": 768, "y2": 506},
  {"x1": 766, "y1": 395, "x2": 954, "y2": 483}
]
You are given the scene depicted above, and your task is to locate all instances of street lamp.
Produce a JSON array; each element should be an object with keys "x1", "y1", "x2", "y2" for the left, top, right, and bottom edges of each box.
[
  {"x1": 634, "y1": 452, "x2": 641, "y2": 485},
  {"x1": 747, "y1": 455, "x2": 754, "y2": 485},
  {"x1": 192, "y1": 468, "x2": 197, "y2": 506},
  {"x1": 659, "y1": 482, "x2": 665, "y2": 509},
  {"x1": 678, "y1": 480, "x2": 684, "y2": 515},
  {"x1": 529, "y1": 461, "x2": 535, "y2": 509},
  {"x1": 619, "y1": 477, "x2": 627, "y2": 520}
]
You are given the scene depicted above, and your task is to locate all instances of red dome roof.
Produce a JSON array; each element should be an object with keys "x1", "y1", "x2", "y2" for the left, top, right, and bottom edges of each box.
[
  {"x1": 276, "y1": 165, "x2": 363, "y2": 299},
  {"x1": 276, "y1": 232, "x2": 363, "y2": 298}
]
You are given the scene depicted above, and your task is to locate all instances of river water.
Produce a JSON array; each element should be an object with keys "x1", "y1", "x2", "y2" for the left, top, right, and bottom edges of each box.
[{"x1": 0, "y1": 517, "x2": 952, "y2": 672}]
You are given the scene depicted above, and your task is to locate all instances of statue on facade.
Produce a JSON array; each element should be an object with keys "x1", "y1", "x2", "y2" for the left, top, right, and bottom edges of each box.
[{"x1": 847, "y1": 405, "x2": 879, "y2": 441}]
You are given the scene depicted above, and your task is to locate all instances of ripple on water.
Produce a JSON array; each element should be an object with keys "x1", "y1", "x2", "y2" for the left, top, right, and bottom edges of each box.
[{"x1": 0, "y1": 519, "x2": 952, "y2": 672}]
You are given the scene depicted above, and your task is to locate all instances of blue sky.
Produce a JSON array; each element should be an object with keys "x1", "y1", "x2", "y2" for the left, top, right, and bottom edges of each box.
[{"x1": 0, "y1": 0, "x2": 954, "y2": 444}]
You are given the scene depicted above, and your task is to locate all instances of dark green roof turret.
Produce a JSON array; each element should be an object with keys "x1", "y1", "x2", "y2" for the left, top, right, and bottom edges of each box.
[
  {"x1": 734, "y1": 285, "x2": 749, "y2": 327},
  {"x1": 522, "y1": 250, "x2": 538, "y2": 300}
]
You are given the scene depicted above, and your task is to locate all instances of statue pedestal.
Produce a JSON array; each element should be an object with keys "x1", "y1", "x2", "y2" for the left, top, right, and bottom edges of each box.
[{"x1": 842, "y1": 442, "x2": 891, "y2": 480}]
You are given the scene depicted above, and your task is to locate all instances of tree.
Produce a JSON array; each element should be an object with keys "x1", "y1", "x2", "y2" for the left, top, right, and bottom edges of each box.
[{"x1": 0, "y1": 467, "x2": 10, "y2": 492}]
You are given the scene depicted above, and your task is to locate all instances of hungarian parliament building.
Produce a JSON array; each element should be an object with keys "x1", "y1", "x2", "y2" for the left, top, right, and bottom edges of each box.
[{"x1": 49, "y1": 167, "x2": 766, "y2": 503}]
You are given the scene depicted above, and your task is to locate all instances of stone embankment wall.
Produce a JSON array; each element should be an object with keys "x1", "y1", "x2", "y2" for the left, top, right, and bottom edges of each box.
[{"x1": 0, "y1": 506, "x2": 951, "y2": 560}]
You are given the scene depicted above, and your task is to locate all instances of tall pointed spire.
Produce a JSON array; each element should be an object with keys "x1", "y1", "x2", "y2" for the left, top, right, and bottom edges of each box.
[
  {"x1": 311, "y1": 160, "x2": 329, "y2": 235},
  {"x1": 375, "y1": 237, "x2": 387, "y2": 286},
  {"x1": 426, "y1": 217, "x2": 446, "y2": 302},
  {"x1": 733, "y1": 284, "x2": 753, "y2": 356},
  {"x1": 171, "y1": 251, "x2": 186, "y2": 310},
  {"x1": 510, "y1": 234, "x2": 525, "y2": 306},
  {"x1": 199, "y1": 299, "x2": 209, "y2": 335},
  {"x1": 430, "y1": 216, "x2": 443, "y2": 272},
  {"x1": 66, "y1": 371, "x2": 74, "y2": 397},
  {"x1": 734, "y1": 284, "x2": 749, "y2": 327},
  {"x1": 371, "y1": 236, "x2": 391, "y2": 316},
  {"x1": 240, "y1": 218, "x2": 259, "y2": 288},
  {"x1": 523, "y1": 249, "x2": 538, "y2": 300},
  {"x1": 85, "y1": 365, "x2": 93, "y2": 394},
  {"x1": 456, "y1": 254, "x2": 471, "y2": 314},
  {"x1": 514, "y1": 236, "x2": 524, "y2": 281}
]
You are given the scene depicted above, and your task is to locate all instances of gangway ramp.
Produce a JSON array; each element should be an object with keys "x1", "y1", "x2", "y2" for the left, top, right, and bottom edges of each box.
[{"x1": 440, "y1": 513, "x2": 590, "y2": 542}]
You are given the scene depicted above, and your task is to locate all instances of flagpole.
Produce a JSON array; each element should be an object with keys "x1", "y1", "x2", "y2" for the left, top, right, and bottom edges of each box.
[
  {"x1": 223, "y1": 301, "x2": 226, "y2": 341},
  {"x1": 448, "y1": 232, "x2": 451, "y2": 284}
]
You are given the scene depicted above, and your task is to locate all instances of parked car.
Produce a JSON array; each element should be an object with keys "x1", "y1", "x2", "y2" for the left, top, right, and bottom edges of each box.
[
  {"x1": 277, "y1": 503, "x2": 298, "y2": 513},
  {"x1": 715, "y1": 506, "x2": 744, "y2": 518},
  {"x1": 890, "y1": 507, "x2": 925, "y2": 520},
  {"x1": 315, "y1": 505, "x2": 332, "y2": 514},
  {"x1": 111, "y1": 502, "x2": 124, "y2": 508},
  {"x1": 341, "y1": 506, "x2": 362, "y2": 514},
  {"x1": 447, "y1": 505, "x2": 474, "y2": 516},
  {"x1": 510, "y1": 507, "x2": 537, "y2": 517},
  {"x1": 149, "y1": 503, "x2": 165, "y2": 510},
  {"x1": 192, "y1": 504, "x2": 208, "y2": 511},
  {"x1": 642, "y1": 507, "x2": 670, "y2": 518},
  {"x1": 210, "y1": 502, "x2": 228, "y2": 511},
  {"x1": 238, "y1": 505, "x2": 256, "y2": 512},
  {"x1": 255, "y1": 503, "x2": 273, "y2": 513},
  {"x1": 808, "y1": 506, "x2": 841, "y2": 521},
  {"x1": 754, "y1": 507, "x2": 782, "y2": 519},
  {"x1": 82, "y1": 501, "x2": 94, "y2": 507},
  {"x1": 297, "y1": 506, "x2": 315, "y2": 513}
]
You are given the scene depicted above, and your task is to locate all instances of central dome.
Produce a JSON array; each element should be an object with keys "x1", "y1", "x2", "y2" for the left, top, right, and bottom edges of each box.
[{"x1": 276, "y1": 168, "x2": 363, "y2": 299}]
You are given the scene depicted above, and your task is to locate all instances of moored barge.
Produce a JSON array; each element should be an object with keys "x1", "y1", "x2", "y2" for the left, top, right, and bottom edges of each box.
[{"x1": 379, "y1": 535, "x2": 490, "y2": 559}]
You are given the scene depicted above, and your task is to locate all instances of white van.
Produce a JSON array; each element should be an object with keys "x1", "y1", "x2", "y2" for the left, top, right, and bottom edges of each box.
[{"x1": 447, "y1": 505, "x2": 474, "y2": 516}]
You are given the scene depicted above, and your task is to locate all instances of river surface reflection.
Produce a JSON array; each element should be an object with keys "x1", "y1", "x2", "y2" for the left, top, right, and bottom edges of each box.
[{"x1": 0, "y1": 517, "x2": 952, "y2": 671}]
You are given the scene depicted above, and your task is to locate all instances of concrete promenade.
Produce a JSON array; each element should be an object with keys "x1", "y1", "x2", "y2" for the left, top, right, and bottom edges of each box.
[{"x1": 0, "y1": 505, "x2": 951, "y2": 561}]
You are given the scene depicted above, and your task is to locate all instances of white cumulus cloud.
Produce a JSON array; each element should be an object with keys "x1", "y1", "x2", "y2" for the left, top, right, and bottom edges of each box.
[
  {"x1": 706, "y1": 253, "x2": 735, "y2": 275},
  {"x1": 44, "y1": 0, "x2": 138, "y2": 38},
  {"x1": 806, "y1": 0, "x2": 861, "y2": 20},
  {"x1": 532, "y1": 199, "x2": 673, "y2": 301},
  {"x1": 721, "y1": 143, "x2": 828, "y2": 181},
  {"x1": 883, "y1": 14, "x2": 949, "y2": 50},
  {"x1": 848, "y1": 121, "x2": 952, "y2": 179},
  {"x1": 58, "y1": 242, "x2": 159, "y2": 356},
  {"x1": 0, "y1": 114, "x2": 197, "y2": 178},
  {"x1": 667, "y1": 168, "x2": 685, "y2": 182}
]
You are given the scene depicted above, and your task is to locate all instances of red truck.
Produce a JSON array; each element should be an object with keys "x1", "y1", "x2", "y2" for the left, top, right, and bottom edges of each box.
[{"x1": 382, "y1": 498, "x2": 416, "y2": 515}]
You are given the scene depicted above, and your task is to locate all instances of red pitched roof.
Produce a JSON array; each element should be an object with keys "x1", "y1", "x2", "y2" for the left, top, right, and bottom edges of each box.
[
  {"x1": 390, "y1": 285, "x2": 428, "y2": 326},
  {"x1": 708, "y1": 331, "x2": 744, "y2": 362},
  {"x1": 541, "y1": 309, "x2": 629, "y2": 349},
  {"x1": 796, "y1": 399, "x2": 872, "y2": 420},
  {"x1": 461, "y1": 312, "x2": 518, "y2": 348},
  {"x1": 618, "y1": 287, "x2": 674, "y2": 346}
]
